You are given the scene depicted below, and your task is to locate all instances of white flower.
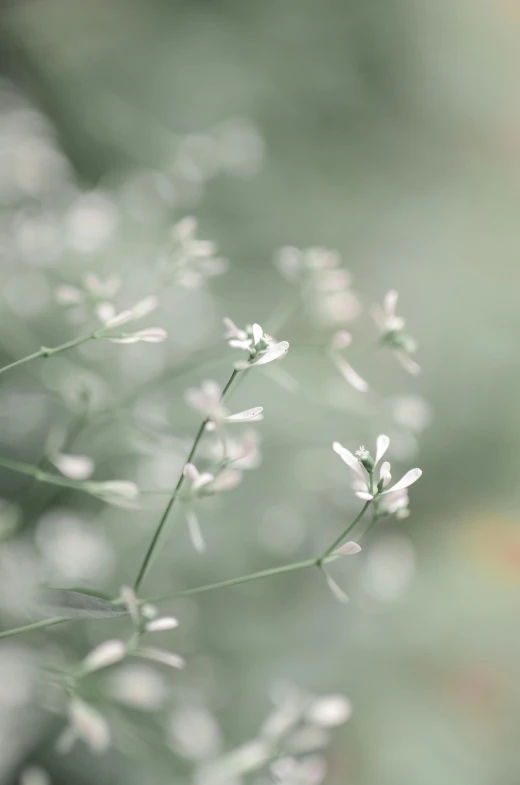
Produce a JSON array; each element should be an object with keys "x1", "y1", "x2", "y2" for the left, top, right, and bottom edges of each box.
[
  {"x1": 159, "y1": 216, "x2": 228, "y2": 288},
  {"x1": 372, "y1": 290, "x2": 420, "y2": 375},
  {"x1": 184, "y1": 379, "x2": 263, "y2": 429},
  {"x1": 98, "y1": 295, "x2": 167, "y2": 344},
  {"x1": 224, "y1": 318, "x2": 289, "y2": 369},
  {"x1": 82, "y1": 639, "x2": 126, "y2": 673},
  {"x1": 52, "y1": 452, "x2": 94, "y2": 480},
  {"x1": 333, "y1": 435, "x2": 422, "y2": 506}
]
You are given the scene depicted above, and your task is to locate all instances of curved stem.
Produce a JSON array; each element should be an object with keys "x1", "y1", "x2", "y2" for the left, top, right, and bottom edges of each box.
[
  {"x1": 0, "y1": 333, "x2": 95, "y2": 376},
  {"x1": 316, "y1": 500, "x2": 371, "y2": 566},
  {"x1": 132, "y1": 368, "x2": 239, "y2": 593}
]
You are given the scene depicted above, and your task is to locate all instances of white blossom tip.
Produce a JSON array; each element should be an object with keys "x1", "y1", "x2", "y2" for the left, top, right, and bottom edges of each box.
[{"x1": 335, "y1": 541, "x2": 362, "y2": 556}]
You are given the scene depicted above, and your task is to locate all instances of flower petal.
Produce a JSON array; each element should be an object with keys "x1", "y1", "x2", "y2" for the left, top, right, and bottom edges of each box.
[
  {"x1": 145, "y1": 617, "x2": 179, "y2": 632},
  {"x1": 183, "y1": 463, "x2": 199, "y2": 483},
  {"x1": 379, "y1": 461, "x2": 392, "y2": 487},
  {"x1": 252, "y1": 323, "x2": 264, "y2": 345},
  {"x1": 185, "y1": 508, "x2": 206, "y2": 553},
  {"x1": 375, "y1": 434, "x2": 390, "y2": 465},
  {"x1": 83, "y1": 640, "x2": 126, "y2": 673},
  {"x1": 254, "y1": 341, "x2": 289, "y2": 365},
  {"x1": 355, "y1": 491, "x2": 374, "y2": 501},
  {"x1": 381, "y1": 468, "x2": 422, "y2": 495},
  {"x1": 104, "y1": 310, "x2": 133, "y2": 328},
  {"x1": 133, "y1": 328, "x2": 168, "y2": 343},
  {"x1": 323, "y1": 572, "x2": 349, "y2": 603},
  {"x1": 53, "y1": 453, "x2": 94, "y2": 480},
  {"x1": 384, "y1": 290, "x2": 399, "y2": 319},
  {"x1": 131, "y1": 296, "x2": 158, "y2": 320},
  {"x1": 395, "y1": 351, "x2": 420, "y2": 375},
  {"x1": 335, "y1": 541, "x2": 361, "y2": 556},
  {"x1": 332, "y1": 442, "x2": 364, "y2": 479},
  {"x1": 335, "y1": 358, "x2": 368, "y2": 392},
  {"x1": 225, "y1": 407, "x2": 264, "y2": 423}
]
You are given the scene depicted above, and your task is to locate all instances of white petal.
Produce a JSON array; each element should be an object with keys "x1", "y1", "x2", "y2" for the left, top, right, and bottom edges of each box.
[
  {"x1": 335, "y1": 358, "x2": 368, "y2": 392},
  {"x1": 136, "y1": 648, "x2": 185, "y2": 669},
  {"x1": 381, "y1": 468, "x2": 422, "y2": 495},
  {"x1": 104, "y1": 310, "x2": 133, "y2": 328},
  {"x1": 332, "y1": 442, "x2": 364, "y2": 479},
  {"x1": 375, "y1": 434, "x2": 390, "y2": 465},
  {"x1": 133, "y1": 328, "x2": 168, "y2": 343},
  {"x1": 379, "y1": 461, "x2": 392, "y2": 487},
  {"x1": 105, "y1": 336, "x2": 141, "y2": 344},
  {"x1": 53, "y1": 453, "x2": 94, "y2": 480},
  {"x1": 192, "y1": 472, "x2": 215, "y2": 491},
  {"x1": 225, "y1": 407, "x2": 264, "y2": 423},
  {"x1": 55, "y1": 285, "x2": 83, "y2": 305},
  {"x1": 306, "y1": 695, "x2": 353, "y2": 727},
  {"x1": 183, "y1": 463, "x2": 199, "y2": 482},
  {"x1": 186, "y1": 508, "x2": 206, "y2": 553},
  {"x1": 355, "y1": 491, "x2": 375, "y2": 501},
  {"x1": 324, "y1": 572, "x2": 349, "y2": 603},
  {"x1": 145, "y1": 617, "x2": 179, "y2": 632},
  {"x1": 252, "y1": 323, "x2": 264, "y2": 345},
  {"x1": 384, "y1": 290, "x2": 399, "y2": 319},
  {"x1": 131, "y1": 295, "x2": 158, "y2": 320},
  {"x1": 335, "y1": 541, "x2": 361, "y2": 556},
  {"x1": 253, "y1": 341, "x2": 289, "y2": 365},
  {"x1": 95, "y1": 302, "x2": 116, "y2": 323},
  {"x1": 223, "y1": 317, "x2": 245, "y2": 339},
  {"x1": 395, "y1": 351, "x2": 420, "y2": 375},
  {"x1": 69, "y1": 698, "x2": 111, "y2": 754},
  {"x1": 209, "y1": 469, "x2": 242, "y2": 492},
  {"x1": 83, "y1": 640, "x2": 126, "y2": 672},
  {"x1": 98, "y1": 480, "x2": 139, "y2": 498},
  {"x1": 228, "y1": 338, "x2": 252, "y2": 350}
]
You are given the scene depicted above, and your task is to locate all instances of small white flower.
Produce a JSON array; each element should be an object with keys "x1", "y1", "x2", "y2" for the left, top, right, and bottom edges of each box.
[
  {"x1": 82, "y1": 639, "x2": 126, "y2": 673},
  {"x1": 185, "y1": 379, "x2": 263, "y2": 429},
  {"x1": 333, "y1": 435, "x2": 422, "y2": 507},
  {"x1": 52, "y1": 452, "x2": 94, "y2": 481},
  {"x1": 372, "y1": 290, "x2": 420, "y2": 374},
  {"x1": 224, "y1": 318, "x2": 289, "y2": 369}
]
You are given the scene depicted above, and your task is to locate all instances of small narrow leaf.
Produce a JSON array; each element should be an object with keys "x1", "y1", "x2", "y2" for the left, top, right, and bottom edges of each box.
[{"x1": 40, "y1": 589, "x2": 127, "y2": 620}]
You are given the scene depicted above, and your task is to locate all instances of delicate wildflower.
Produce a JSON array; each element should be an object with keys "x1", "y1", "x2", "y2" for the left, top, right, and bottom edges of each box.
[
  {"x1": 158, "y1": 216, "x2": 228, "y2": 288},
  {"x1": 51, "y1": 452, "x2": 94, "y2": 481},
  {"x1": 184, "y1": 379, "x2": 263, "y2": 430},
  {"x1": 97, "y1": 295, "x2": 167, "y2": 344},
  {"x1": 224, "y1": 318, "x2": 289, "y2": 369},
  {"x1": 328, "y1": 331, "x2": 368, "y2": 392},
  {"x1": 372, "y1": 290, "x2": 420, "y2": 374},
  {"x1": 332, "y1": 435, "x2": 422, "y2": 510},
  {"x1": 275, "y1": 246, "x2": 360, "y2": 326},
  {"x1": 55, "y1": 273, "x2": 121, "y2": 323}
]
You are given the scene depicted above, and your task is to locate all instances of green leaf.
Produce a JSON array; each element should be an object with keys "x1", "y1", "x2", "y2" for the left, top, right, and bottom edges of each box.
[{"x1": 40, "y1": 589, "x2": 127, "y2": 620}]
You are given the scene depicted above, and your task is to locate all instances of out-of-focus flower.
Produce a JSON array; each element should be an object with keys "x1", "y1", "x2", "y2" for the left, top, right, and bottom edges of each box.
[
  {"x1": 82, "y1": 640, "x2": 126, "y2": 673},
  {"x1": 168, "y1": 706, "x2": 223, "y2": 760},
  {"x1": 107, "y1": 664, "x2": 166, "y2": 711},
  {"x1": 55, "y1": 273, "x2": 121, "y2": 323},
  {"x1": 305, "y1": 695, "x2": 352, "y2": 727},
  {"x1": 391, "y1": 394, "x2": 432, "y2": 432},
  {"x1": 372, "y1": 290, "x2": 420, "y2": 374},
  {"x1": 275, "y1": 246, "x2": 360, "y2": 326},
  {"x1": 96, "y1": 295, "x2": 167, "y2": 344},
  {"x1": 333, "y1": 435, "x2": 422, "y2": 511},
  {"x1": 158, "y1": 216, "x2": 228, "y2": 288},
  {"x1": 185, "y1": 379, "x2": 263, "y2": 430},
  {"x1": 328, "y1": 331, "x2": 368, "y2": 392},
  {"x1": 224, "y1": 319, "x2": 289, "y2": 369},
  {"x1": 57, "y1": 698, "x2": 111, "y2": 755}
]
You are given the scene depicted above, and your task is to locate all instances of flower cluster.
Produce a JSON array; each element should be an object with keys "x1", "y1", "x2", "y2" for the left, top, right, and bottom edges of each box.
[
  {"x1": 57, "y1": 586, "x2": 182, "y2": 755},
  {"x1": 275, "y1": 246, "x2": 360, "y2": 325},
  {"x1": 158, "y1": 215, "x2": 228, "y2": 288},
  {"x1": 333, "y1": 434, "x2": 422, "y2": 519},
  {"x1": 224, "y1": 318, "x2": 289, "y2": 369},
  {"x1": 372, "y1": 290, "x2": 420, "y2": 374}
]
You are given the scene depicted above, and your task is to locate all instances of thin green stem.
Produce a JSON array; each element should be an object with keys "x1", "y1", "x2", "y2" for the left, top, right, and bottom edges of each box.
[
  {"x1": 132, "y1": 368, "x2": 240, "y2": 593},
  {"x1": 0, "y1": 333, "x2": 96, "y2": 377},
  {"x1": 316, "y1": 500, "x2": 372, "y2": 566},
  {"x1": 0, "y1": 456, "x2": 92, "y2": 494},
  {"x1": 0, "y1": 617, "x2": 66, "y2": 639}
]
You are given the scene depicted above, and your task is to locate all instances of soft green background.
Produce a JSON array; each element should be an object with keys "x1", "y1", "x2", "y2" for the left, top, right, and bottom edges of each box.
[{"x1": 1, "y1": 0, "x2": 520, "y2": 783}]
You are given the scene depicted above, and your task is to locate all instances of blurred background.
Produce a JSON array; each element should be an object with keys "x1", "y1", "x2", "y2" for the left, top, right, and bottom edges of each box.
[{"x1": 1, "y1": 0, "x2": 520, "y2": 783}]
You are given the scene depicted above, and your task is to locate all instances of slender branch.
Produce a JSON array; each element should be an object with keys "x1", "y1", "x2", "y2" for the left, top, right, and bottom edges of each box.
[
  {"x1": 0, "y1": 617, "x2": 66, "y2": 639},
  {"x1": 316, "y1": 500, "x2": 371, "y2": 566},
  {"x1": 132, "y1": 368, "x2": 240, "y2": 593},
  {"x1": 0, "y1": 456, "x2": 91, "y2": 493},
  {"x1": 0, "y1": 333, "x2": 96, "y2": 376}
]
